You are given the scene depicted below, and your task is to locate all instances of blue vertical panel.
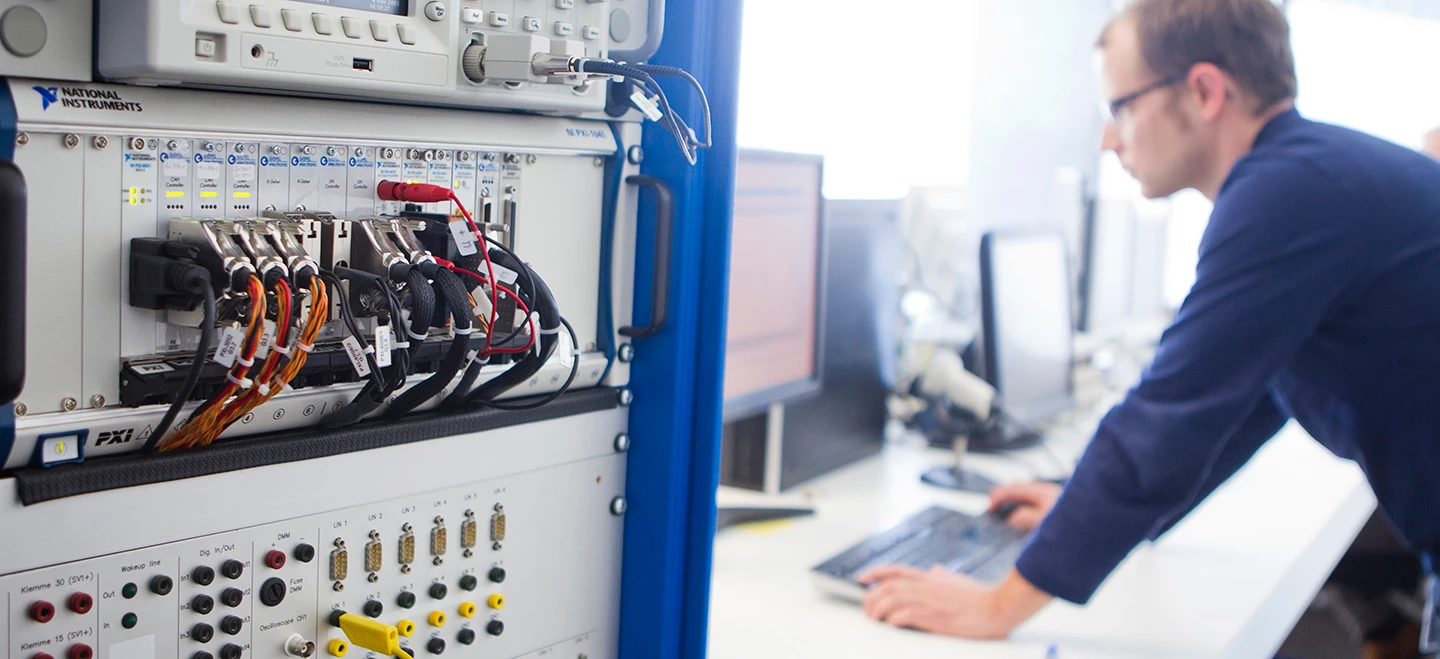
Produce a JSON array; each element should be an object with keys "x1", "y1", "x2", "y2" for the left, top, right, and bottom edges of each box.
[
  {"x1": 1, "y1": 80, "x2": 17, "y2": 452},
  {"x1": 676, "y1": 1, "x2": 742, "y2": 655},
  {"x1": 616, "y1": 0, "x2": 743, "y2": 657}
]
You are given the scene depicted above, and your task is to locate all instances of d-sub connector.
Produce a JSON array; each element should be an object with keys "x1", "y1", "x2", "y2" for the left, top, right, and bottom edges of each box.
[
  {"x1": 460, "y1": 510, "x2": 477, "y2": 550},
  {"x1": 431, "y1": 518, "x2": 448, "y2": 557},
  {"x1": 398, "y1": 526, "x2": 416, "y2": 566},
  {"x1": 490, "y1": 512, "x2": 506, "y2": 542},
  {"x1": 365, "y1": 532, "x2": 383, "y2": 574},
  {"x1": 330, "y1": 540, "x2": 349, "y2": 582}
]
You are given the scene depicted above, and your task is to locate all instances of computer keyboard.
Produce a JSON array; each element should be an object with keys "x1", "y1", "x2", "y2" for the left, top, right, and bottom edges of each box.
[{"x1": 811, "y1": 505, "x2": 1031, "y2": 600}]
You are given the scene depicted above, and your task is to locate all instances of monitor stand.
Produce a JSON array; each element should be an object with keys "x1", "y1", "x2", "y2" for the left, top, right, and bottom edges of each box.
[
  {"x1": 716, "y1": 403, "x2": 817, "y2": 530},
  {"x1": 920, "y1": 436, "x2": 1000, "y2": 494}
]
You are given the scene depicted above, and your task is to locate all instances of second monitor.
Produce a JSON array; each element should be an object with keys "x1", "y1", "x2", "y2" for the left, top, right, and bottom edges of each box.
[{"x1": 979, "y1": 231, "x2": 1075, "y2": 433}]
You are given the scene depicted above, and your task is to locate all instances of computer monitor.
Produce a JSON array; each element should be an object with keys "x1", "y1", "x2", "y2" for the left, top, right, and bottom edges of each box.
[
  {"x1": 719, "y1": 198, "x2": 898, "y2": 498},
  {"x1": 979, "y1": 232, "x2": 1075, "y2": 425},
  {"x1": 721, "y1": 149, "x2": 826, "y2": 421}
]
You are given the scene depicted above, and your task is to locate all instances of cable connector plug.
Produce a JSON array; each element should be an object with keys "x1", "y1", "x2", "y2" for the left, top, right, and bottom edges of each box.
[
  {"x1": 328, "y1": 611, "x2": 413, "y2": 659},
  {"x1": 531, "y1": 53, "x2": 582, "y2": 78},
  {"x1": 377, "y1": 180, "x2": 452, "y2": 204},
  {"x1": 129, "y1": 238, "x2": 214, "y2": 311}
]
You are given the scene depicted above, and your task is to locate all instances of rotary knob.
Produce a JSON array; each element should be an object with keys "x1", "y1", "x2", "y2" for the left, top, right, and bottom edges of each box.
[{"x1": 462, "y1": 43, "x2": 486, "y2": 83}]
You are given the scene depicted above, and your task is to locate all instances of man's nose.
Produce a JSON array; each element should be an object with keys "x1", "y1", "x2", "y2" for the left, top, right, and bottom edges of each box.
[{"x1": 1101, "y1": 120, "x2": 1121, "y2": 153}]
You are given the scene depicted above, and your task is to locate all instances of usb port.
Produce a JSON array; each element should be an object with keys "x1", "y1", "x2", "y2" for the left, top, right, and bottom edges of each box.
[{"x1": 353, "y1": 58, "x2": 374, "y2": 71}]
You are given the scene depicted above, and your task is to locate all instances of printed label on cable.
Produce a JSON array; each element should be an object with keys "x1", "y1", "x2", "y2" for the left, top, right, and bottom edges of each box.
[
  {"x1": 485, "y1": 262, "x2": 520, "y2": 286},
  {"x1": 630, "y1": 89, "x2": 664, "y2": 122},
  {"x1": 213, "y1": 324, "x2": 244, "y2": 367},
  {"x1": 472, "y1": 287, "x2": 493, "y2": 320},
  {"x1": 255, "y1": 320, "x2": 277, "y2": 359},
  {"x1": 375, "y1": 325, "x2": 394, "y2": 368},
  {"x1": 559, "y1": 332, "x2": 575, "y2": 368},
  {"x1": 341, "y1": 335, "x2": 373, "y2": 378},
  {"x1": 448, "y1": 218, "x2": 480, "y2": 256}
]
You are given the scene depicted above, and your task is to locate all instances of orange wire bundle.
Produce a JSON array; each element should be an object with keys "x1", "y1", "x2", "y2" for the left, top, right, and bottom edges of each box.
[
  {"x1": 160, "y1": 274, "x2": 267, "y2": 451},
  {"x1": 211, "y1": 278, "x2": 294, "y2": 432},
  {"x1": 229, "y1": 276, "x2": 329, "y2": 413}
]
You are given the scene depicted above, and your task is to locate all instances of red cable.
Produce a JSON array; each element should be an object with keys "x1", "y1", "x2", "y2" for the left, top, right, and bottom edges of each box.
[
  {"x1": 446, "y1": 191, "x2": 501, "y2": 356},
  {"x1": 375, "y1": 180, "x2": 501, "y2": 355},
  {"x1": 434, "y1": 258, "x2": 538, "y2": 354}
]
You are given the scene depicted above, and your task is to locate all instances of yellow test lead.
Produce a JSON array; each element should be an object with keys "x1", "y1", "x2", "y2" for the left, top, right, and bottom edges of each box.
[{"x1": 328, "y1": 611, "x2": 413, "y2": 659}]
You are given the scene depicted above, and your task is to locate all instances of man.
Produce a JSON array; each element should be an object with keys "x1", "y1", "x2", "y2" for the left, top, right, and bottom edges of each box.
[{"x1": 859, "y1": 0, "x2": 1440, "y2": 641}]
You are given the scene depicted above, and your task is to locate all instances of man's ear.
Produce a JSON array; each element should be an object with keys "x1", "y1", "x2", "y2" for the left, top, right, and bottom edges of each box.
[{"x1": 1187, "y1": 63, "x2": 1229, "y2": 122}]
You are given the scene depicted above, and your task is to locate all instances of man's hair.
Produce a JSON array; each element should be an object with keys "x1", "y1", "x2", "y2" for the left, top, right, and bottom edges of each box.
[{"x1": 1099, "y1": 0, "x2": 1297, "y2": 113}]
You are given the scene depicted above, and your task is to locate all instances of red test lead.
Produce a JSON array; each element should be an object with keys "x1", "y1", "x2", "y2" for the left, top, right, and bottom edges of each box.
[{"x1": 376, "y1": 180, "x2": 452, "y2": 204}]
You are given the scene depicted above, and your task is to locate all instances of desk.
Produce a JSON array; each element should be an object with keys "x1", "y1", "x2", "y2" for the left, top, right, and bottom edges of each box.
[{"x1": 707, "y1": 424, "x2": 1376, "y2": 659}]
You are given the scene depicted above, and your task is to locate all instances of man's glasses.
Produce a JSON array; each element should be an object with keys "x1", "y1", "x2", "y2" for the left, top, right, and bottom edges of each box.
[{"x1": 1106, "y1": 73, "x2": 1186, "y2": 119}]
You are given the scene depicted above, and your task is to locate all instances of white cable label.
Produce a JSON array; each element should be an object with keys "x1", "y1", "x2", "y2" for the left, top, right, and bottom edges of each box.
[
  {"x1": 472, "y1": 287, "x2": 494, "y2": 321},
  {"x1": 375, "y1": 325, "x2": 394, "y2": 368},
  {"x1": 558, "y1": 327, "x2": 575, "y2": 368},
  {"x1": 255, "y1": 319, "x2": 278, "y2": 360},
  {"x1": 214, "y1": 323, "x2": 244, "y2": 367},
  {"x1": 341, "y1": 335, "x2": 373, "y2": 377},
  {"x1": 449, "y1": 218, "x2": 480, "y2": 256},
  {"x1": 630, "y1": 89, "x2": 664, "y2": 122},
  {"x1": 486, "y1": 261, "x2": 520, "y2": 286}
]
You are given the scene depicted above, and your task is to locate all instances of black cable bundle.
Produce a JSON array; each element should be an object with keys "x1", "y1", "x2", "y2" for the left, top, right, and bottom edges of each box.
[
  {"x1": 456, "y1": 241, "x2": 573, "y2": 410},
  {"x1": 404, "y1": 266, "x2": 436, "y2": 359},
  {"x1": 143, "y1": 283, "x2": 216, "y2": 453},
  {"x1": 581, "y1": 59, "x2": 707, "y2": 164},
  {"x1": 319, "y1": 267, "x2": 408, "y2": 428},
  {"x1": 386, "y1": 267, "x2": 473, "y2": 417}
]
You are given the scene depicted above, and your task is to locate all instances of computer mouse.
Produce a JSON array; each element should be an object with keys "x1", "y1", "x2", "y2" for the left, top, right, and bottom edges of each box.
[{"x1": 991, "y1": 501, "x2": 1022, "y2": 521}]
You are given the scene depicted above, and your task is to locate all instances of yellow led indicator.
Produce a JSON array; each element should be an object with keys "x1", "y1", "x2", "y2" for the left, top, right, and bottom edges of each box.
[
  {"x1": 232, "y1": 192, "x2": 252, "y2": 198},
  {"x1": 129, "y1": 197, "x2": 139, "y2": 205},
  {"x1": 55, "y1": 441, "x2": 65, "y2": 454},
  {"x1": 166, "y1": 191, "x2": 185, "y2": 198},
  {"x1": 128, "y1": 187, "x2": 137, "y2": 195},
  {"x1": 453, "y1": 181, "x2": 461, "y2": 189},
  {"x1": 200, "y1": 191, "x2": 219, "y2": 198}
]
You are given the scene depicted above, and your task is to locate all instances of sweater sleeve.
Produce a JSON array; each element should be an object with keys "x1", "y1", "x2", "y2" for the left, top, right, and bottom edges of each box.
[
  {"x1": 1144, "y1": 392, "x2": 1289, "y2": 541},
  {"x1": 1014, "y1": 159, "x2": 1367, "y2": 604}
]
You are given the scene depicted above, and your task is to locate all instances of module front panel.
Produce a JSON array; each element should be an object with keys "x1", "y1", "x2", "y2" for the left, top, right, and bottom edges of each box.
[
  {"x1": 4, "y1": 79, "x2": 639, "y2": 469},
  {"x1": 0, "y1": 407, "x2": 629, "y2": 659}
]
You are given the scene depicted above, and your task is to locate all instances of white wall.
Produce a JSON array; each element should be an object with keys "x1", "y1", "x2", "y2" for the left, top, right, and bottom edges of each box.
[{"x1": 735, "y1": 0, "x2": 980, "y2": 199}]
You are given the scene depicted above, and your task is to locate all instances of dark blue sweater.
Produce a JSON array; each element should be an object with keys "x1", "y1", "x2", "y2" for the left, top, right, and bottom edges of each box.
[{"x1": 1015, "y1": 109, "x2": 1440, "y2": 605}]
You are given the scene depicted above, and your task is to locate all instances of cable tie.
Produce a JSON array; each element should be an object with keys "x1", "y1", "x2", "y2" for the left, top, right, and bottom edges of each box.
[
  {"x1": 236, "y1": 355, "x2": 254, "y2": 367},
  {"x1": 297, "y1": 342, "x2": 315, "y2": 353},
  {"x1": 257, "y1": 383, "x2": 271, "y2": 396},
  {"x1": 406, "y1": 328, "x2": 429, "y2": 341},
  {"x1": 226, "y1": 373, "x2": 254, "y2": 389},
  {"x1": 539, "y1": 326, "x2": 563, "y2": 335},
  {"x1": 281, "y1": 382, "x2": 295, "y2": 393},
  {"x1": 362, "y1": 346, "x2": 375, "y2": 354},
  {"x1": 395, "y1": 341, "x2": 411, "y2": 349},
  {"x1": 273, "y1": 345, "x2": 293, "y2": 356},
  {"x1": 454, "y1": 327, "x2": 476, "y2": 336}
]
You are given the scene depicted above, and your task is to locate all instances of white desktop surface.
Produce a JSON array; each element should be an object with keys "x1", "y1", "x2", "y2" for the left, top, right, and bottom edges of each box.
[{"x1": 707, "y1": 423, "x2": 1376, "y2": 659}]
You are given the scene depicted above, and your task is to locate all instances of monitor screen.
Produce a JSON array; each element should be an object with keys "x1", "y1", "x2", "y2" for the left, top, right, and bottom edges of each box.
[
  {"x1": 722, "y1": 150, "x2": 824, "y2": 420},
  {"x1": 980, "y1": 232, "x2": 1074, "y2": 424}
]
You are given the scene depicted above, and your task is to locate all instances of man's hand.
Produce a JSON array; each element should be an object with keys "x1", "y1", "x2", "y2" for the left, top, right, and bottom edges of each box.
[
  {"x1": 857, "y1": 566, "x2": 1053, "y2": 638},
  {"x1": 989, "y1": 481, "x2": 1063, "y2": 531}
]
